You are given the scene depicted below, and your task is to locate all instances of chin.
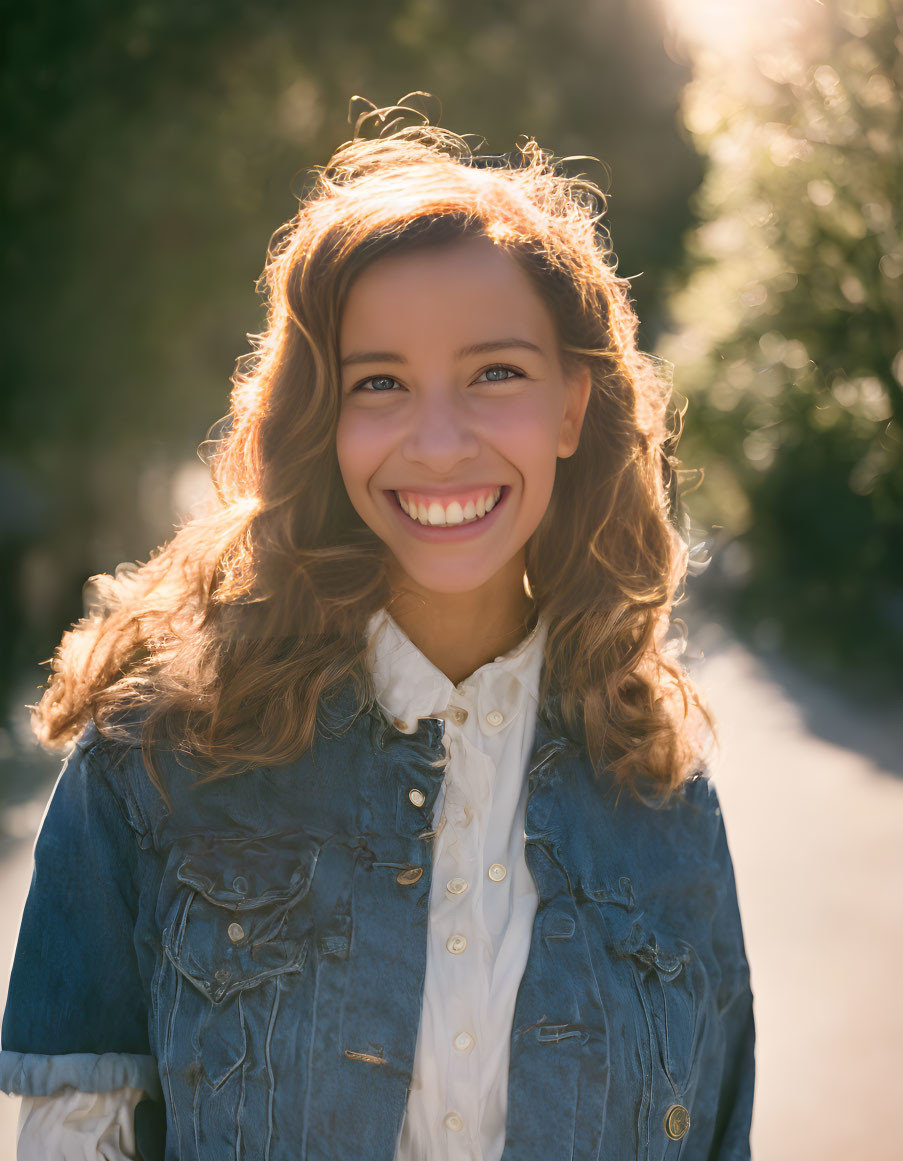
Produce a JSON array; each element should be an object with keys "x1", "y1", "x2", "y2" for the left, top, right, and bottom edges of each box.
[{"x1": 389, "y1": 558, "x2": 504, "y2": 598}]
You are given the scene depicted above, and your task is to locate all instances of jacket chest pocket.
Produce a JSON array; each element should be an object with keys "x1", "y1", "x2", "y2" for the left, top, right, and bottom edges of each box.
[
  {"x1": 610, "y1": 914, "x2": 704, "y2": 1094},
  {"x1": 158, "y1": 836, "x2": 320, "y2": 1091},
  {"x1": 584, "y1": 881, "x2": 711, "y2": 1138}
]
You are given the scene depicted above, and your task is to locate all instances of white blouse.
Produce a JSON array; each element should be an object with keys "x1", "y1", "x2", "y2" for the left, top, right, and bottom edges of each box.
[
  {"x1": 370, "y1": 609, "x2": 545, "y2": 1161},
  {"x1": 17, "y1": 610, "x2": 547, "y2": 1161}
]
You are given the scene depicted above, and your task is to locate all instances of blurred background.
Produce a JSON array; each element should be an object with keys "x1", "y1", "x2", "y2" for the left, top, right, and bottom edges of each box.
[{"x1": 1, "y1": 0, "x2": 901, "y2": 1156}]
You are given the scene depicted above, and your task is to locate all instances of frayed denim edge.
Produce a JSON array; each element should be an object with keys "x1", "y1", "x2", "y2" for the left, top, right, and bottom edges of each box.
[{"x1": 0, "y1": 1049, "x2": 161, "y2": 1099}]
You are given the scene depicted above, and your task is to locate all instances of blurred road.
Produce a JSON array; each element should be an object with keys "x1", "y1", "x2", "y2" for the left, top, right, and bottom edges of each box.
[
  {"x1": 0, "y1": 832, "x2": 35, "y2": 1160},
  {"x1": 0, "y1": 622, "x2": 900, "y2": 1159},
  {"x1": 688, "y1": 624, "x2": 903, "y2": 1161}
]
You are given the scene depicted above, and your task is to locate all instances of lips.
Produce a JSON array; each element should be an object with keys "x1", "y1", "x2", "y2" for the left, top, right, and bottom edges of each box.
[{"x1": 394, "y1": 486, "x2": 504, "y2": 527}]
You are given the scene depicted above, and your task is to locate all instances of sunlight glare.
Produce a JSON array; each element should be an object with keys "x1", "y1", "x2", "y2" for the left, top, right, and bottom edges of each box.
[{"x1": 659, "y1": 0, "x2": 814, "y2": 58}]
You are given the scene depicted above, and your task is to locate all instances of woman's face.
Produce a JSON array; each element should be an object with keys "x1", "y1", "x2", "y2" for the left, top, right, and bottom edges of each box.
[{"x1": 336, "y1": 234, "x2": 590, "y2": 599}]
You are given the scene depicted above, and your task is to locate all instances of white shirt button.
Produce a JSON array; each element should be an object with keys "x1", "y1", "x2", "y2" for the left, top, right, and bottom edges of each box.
[
  {"x1": 444, "y1": 1112, "x2": 464, "y2": 1132},
  {"x1": 488, "y1": 862, "x2": 507, "y2": 882},
  {"x1": 453, "y1": 1031, "x2": 475, "y2": 1052},
  {"x1": 408, "y1": 788, "x2": 426, "y2": 807},
  {"x1": 485, "y1": 709, "x2": 504, "y2": 727},
  {"x1": 446, "y1": 933, "x2": 467, "y2": 955},
  {"x1": 446, "y1": 876, "x2": 469, "y2": 895},
  {"x1": 449, "y1": 707, "x2": 468, "y2": 725},
  {"x1": 227, "y1": 922, "x2": 245, "y2": 942}
]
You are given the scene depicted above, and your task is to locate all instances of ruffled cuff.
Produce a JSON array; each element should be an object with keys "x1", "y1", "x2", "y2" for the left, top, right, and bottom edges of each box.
[{"x1": 0, "y1": 1050, "x2": 160, "y2": 1098}]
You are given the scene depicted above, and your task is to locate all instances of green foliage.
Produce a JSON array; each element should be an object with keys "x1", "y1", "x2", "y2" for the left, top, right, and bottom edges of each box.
[{"x1": 660, "y1": 0, "x2": 903, "y2": 682}]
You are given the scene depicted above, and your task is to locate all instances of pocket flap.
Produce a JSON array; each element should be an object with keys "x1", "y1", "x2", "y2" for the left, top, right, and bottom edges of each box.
[
  {"x1": 175, "y1": 832, "x2": 320, "y2": 909},
  {"x1": 587, "y1": 884, "x2": 691, "y2": 982},
  {"x1": 614, "y1": 919, "x2": 691, "y2": 981}
]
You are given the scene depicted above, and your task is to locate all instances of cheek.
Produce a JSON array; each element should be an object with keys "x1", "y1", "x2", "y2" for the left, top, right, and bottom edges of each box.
[
  {"x1": 498, "y1": 400, "x2": 567, "y2": 490},
  {"x1": 335, "y1": 411, "x2": 379, "y2": 494}
]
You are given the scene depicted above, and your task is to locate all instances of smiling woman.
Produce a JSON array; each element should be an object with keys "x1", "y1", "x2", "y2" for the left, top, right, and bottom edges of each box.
[
  {"x1": 0, "y1": 103, "x2": 754, "y2": 1161},
  {"x1": 336, "y1": 235, "x2": 590, "y2": 677}
]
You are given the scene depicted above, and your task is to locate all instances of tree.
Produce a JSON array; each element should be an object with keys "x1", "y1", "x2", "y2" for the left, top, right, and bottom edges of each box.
[{"x1": 659, "y1": 0, "x2": 903, "y2": 686}]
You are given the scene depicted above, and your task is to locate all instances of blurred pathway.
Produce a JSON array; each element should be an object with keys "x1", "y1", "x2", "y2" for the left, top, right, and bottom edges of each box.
[
  {"x1": 0, "y1": 625, "x2": 900, "y2": 1160},
  {"x1": 686, "y1": 622, "x2": 903, "y2": 1161},
  {"x1": 0, "y1": 811, "x2": 45, "y2": 1160}
]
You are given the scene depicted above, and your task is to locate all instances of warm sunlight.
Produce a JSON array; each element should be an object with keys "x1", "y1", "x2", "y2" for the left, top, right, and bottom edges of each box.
[{"x1": 658, "y1": 0, "x2": 823, "y2": 58}]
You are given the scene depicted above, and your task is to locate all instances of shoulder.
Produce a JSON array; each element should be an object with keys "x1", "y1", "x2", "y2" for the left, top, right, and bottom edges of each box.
[
  {"x1": 675, "y1": 768, "x2": 728, "y2": 845},
  {"x1": 47, "y1": 721, "x2": 170, "y2": 851},
  {"x1": 647, "y1": 768, "x2": 736, "y2": 892},
  {"x1": 594, "y1": 762, "x2": 729, "y2": 863}
]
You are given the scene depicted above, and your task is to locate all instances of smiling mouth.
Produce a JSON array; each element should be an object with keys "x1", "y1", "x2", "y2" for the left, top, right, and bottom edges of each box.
[{"x1": 393, "y1": 486, "x2": 505, "y2": 527}]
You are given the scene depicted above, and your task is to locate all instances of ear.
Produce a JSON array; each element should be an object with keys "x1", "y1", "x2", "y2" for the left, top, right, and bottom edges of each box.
[{"x1": 557, "y1": 365, "x2": 592, "y2": 459}]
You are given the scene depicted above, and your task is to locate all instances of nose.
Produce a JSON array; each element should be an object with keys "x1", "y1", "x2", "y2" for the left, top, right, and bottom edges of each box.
[{"x1": 401, "y1": 392, "x2": 480, "y2": 474}]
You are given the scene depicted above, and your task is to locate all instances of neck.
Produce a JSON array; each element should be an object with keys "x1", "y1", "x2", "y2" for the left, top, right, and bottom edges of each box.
[{"x1": 386, "y1": 554, "x2": 536, "y2": 686}]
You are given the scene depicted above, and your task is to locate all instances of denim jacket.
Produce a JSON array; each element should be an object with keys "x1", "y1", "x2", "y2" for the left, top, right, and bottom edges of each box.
[{"x1": 0, "y1": 686, "x2": 754, "y2": 1161}]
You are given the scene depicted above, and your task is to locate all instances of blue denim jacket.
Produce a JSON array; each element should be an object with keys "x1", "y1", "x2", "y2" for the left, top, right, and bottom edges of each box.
[{"x1": 0, "y1": 687, "x2": 754, "y2": 1160}]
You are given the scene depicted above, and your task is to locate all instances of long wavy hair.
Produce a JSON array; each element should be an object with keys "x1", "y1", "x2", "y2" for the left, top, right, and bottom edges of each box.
[{"x1": 33, "y1": 102, "x2": 713, "y2": 799}]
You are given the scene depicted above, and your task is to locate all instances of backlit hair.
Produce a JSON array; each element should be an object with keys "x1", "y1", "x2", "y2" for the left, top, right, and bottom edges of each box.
[{"x1": 33, "y1": 101, "x2": 713, "y2": 800}]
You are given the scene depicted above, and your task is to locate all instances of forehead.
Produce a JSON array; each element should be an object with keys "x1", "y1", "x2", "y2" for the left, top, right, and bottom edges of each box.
[{"x1": 339, "y1": 235, "x2": 558, "y2": 352}]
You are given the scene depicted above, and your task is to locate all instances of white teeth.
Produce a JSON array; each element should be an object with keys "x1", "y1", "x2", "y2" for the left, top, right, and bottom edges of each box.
[{"x1": 397, "y1": 488, "x2": 503, "y2": 527}]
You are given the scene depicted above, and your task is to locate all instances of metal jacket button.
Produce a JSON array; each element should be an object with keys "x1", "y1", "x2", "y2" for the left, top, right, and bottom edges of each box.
[
  {"x1": 664, "y1": 1104, "x2": 691, "y2": 1140},
  {"x1": 408, "y1": 788, "x2": 426, "y2": 807},
  {"x1": 396, "y1": 866, "x2": 423, "y2": 885},
  {"x1": 227, "y1": 922, "x2": 245, "y2": 942}
]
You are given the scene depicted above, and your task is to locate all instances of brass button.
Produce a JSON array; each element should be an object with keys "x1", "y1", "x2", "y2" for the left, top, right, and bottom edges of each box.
[
  {"x1": 488, "y1": 863, "x2": 507, "y2": 882},
  {"x1": 227, "y1": 922, "x2": 245, "y2": 942},
  {"x1": 408, "y1": 788, "x2": 426, "y2": 807},
  {"x1": 446, "y1": 876, "x2": 468, "y2": 895},
  {"x1": 486, "y1": 709, "x2": 504, "y2": 727},
  {"x1": 664, "y1": 1104, "x2": 691, "y2": 1140},
  {"x1": 446, "y1": 933, "x2": 467, "y2": 955},
  {"x1": 393, "y1": 717, "x2": 408, "y2": 732},
  {"x1": 214, "y1": 968, "x2": 231, "y2": 982},
  {"x1": 396, "y1": 866, "x2": 423, "y2": 886}
]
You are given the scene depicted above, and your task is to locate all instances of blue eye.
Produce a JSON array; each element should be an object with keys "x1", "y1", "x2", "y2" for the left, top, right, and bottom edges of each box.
[
  {"x1": 481, "y1": 366, "x2": 520, "y2": 382},
  {"x1": 357, "y1": 375, "x2": 399, "y2": 392}
]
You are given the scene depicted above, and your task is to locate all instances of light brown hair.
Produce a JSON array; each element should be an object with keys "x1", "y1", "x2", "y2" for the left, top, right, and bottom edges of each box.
[{"x1": 33, "y1": 103, "x2": 713, "y2": 799}]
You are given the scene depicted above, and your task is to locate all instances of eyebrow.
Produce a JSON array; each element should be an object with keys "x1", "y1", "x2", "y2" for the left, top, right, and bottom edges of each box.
[{"x1": 340, "y1": 338, "x2": 546, "y2": 367}]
